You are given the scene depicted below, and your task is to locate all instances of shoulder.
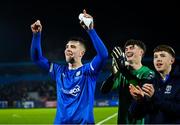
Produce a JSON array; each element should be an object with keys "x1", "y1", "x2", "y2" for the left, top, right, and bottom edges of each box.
[
  {"x1": 142, "y1": 66, "x2": 153, "y2": 72},
  {"x1": 171, "y1": 72, "x2": 180, "y2": 85},
  {"x1": 82, "y1": 63, "x2": 93, "y2": 71},
  {"x1": 142, "y1": 66, "x2": 155, "y2": 79},
  {"x1": 142, "y1": 66, "x2": 155, "y2": 73},
  {"x1": 49, "y1": 62, "x2": 66, "y2": 72}
]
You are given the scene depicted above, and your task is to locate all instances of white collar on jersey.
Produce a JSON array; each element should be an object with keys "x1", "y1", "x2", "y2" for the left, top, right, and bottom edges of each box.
[{"x1": 68, "y1": 65, "x2": 83, "y2": 70}]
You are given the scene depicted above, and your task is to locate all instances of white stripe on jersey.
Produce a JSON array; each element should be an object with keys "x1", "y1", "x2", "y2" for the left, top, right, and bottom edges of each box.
[
  {"x1": 90, "y1": 62, "x2": 94, "y2": 71},
  {"x1": 49, "y1": 63, "x2": 53, "y2": 72}
]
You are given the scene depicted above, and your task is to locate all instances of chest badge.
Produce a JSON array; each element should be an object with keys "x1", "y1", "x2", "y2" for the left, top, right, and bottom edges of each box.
[
  {"x1": 76, "y1": 71, "x2": 81, "y2": 77},
  {"x1": 164, "y1": 85, "x2": 172, "y2": 94}
]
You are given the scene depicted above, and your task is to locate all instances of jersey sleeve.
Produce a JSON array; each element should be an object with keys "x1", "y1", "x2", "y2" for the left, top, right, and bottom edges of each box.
[
  {"x1": 30, "y1": 32, "x2": 50, "y2": 72},
  {"x1": 112, "y1": 73, "x2": 126, "y2": 89},
  {"x1": 48, "y1": 62, "x2": 61, "y2": 81},
  {"x1": 87, "y1": 29, "x2": 108, "y2": 73},
  {"x1": 141, "y1": 70, "x2": 156, "y2": 86}
]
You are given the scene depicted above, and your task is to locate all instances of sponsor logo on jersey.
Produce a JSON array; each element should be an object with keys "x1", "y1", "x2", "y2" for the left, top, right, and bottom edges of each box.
[{"x1": 61, "y1": 85, "x2": 81, "y2": 96}]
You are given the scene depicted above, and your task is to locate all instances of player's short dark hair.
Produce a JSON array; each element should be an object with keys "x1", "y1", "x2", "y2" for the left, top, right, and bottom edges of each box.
[
  {"x1": 153, "y1": 45, "x2": 175, "y2": 58},
  {"x1": 67, "y1": 37, "x2": 86, "y2": 52},
  {"x1": 124, "y1": 39, "x2": 146, "y2": 55}
]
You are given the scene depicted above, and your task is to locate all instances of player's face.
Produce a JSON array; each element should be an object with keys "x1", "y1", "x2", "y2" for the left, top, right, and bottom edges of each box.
[
  {"x1": 153, "y1": 51, "x2": 174, "y2": 73},
  {"x1": 64, "y1": 41, "x2": 84, "y2": 63},
  {"x1": 125, "y1": 45, "x2": 143, "y2": 63}
]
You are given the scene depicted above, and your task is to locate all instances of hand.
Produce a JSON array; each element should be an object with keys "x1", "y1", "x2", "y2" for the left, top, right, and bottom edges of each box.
[
  {"x1": 31, "y1": 20, "x2": 42, "y2": 33},
  {"x1": 129, "y1": 84, "x2": 144, "y2": 101},
  {"x1": 112, "y1": 58, "x2": 119, "y2": 75},
  {"x1": 111, "y1": 46, "x2": 129, "y2": 70},
  {"x1": 142, "y1": 83, "x2": 154, "y2": 98},
  {"x1": 79, "y1": 9, "x2": 94, "y2": 30}
]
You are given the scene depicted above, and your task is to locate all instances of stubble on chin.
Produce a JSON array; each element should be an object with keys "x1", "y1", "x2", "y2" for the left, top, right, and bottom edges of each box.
[{"x1": 66, "y1": 57, "x2": 75, "y2": 64}]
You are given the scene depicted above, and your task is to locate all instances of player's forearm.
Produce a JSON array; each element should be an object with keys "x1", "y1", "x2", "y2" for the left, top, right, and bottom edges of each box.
[
  {"x1": 31, "y1": 32, "x2": 42, "y2": 61},
  {"x1": 87, "y1": 29, "x2": 108, "y2": 60},
  {"x1": 30, "y1": 32, "x2": 49, "y2": 71}
]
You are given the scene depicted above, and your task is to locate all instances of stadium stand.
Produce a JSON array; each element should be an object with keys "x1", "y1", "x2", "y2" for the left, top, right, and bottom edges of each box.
[{"x1": 0, "y1": 58, "x2": 179, "y2": 108}]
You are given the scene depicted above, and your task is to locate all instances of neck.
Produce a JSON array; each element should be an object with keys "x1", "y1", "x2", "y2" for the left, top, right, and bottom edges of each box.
[
  {"x1": 68, "y1": 61, "x2": 83, "y2": 69},
  {"x1": 129, "y1": 61, "x2": 142, "y2": 70},
  {"x1": 159, "y1": 66, "x2": 172, "y2": 80}
]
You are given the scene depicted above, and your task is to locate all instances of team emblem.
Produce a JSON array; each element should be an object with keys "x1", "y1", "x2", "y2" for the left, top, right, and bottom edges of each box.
[
  {"x1": 76, "y1": 71, "x2": 81, "y2": 77},
  {"x1": 164, "y1": 85, "x2": 172, "y2": 94}
]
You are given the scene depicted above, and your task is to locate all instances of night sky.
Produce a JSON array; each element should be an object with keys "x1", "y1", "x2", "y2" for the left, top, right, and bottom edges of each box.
[{"x1": 0, "y1": 0, "x2": 179, "y2": 62}]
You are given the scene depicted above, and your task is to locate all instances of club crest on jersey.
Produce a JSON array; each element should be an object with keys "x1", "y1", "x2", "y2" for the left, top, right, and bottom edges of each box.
[
  {"x1": 164, "y1": 85, "x2": 172, "y2": 94},
  {"x1": 76, "y1": 71, "x2": 81, "y2": 77}
]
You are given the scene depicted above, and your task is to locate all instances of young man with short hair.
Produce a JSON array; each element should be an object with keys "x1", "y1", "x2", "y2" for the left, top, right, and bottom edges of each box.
[
  {"x1": 101, "y1": 39, "x2": 155, "y2": 124},
  {"x1": 30, "y1": 10, "x2": 108, "y2": 124},
  {"x1": 129, "y1": 45, "x2": 180, "y2": 123}
]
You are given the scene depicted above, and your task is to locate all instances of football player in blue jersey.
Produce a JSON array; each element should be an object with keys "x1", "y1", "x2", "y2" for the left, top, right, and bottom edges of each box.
[{"x1": 30, "y1": 10, "x2": 108, "y2": 124}]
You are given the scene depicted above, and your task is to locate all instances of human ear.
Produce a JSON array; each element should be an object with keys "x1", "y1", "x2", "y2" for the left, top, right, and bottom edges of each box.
[
  {"x1": 80, "y1": 50, "x2": 85, "y2": 57},
  {"x1": 140, "y1": 49, "x2": 144, "y2": 57},
  {"x1": 170, "y1": 57, "x2": 175, "y2": 64}
]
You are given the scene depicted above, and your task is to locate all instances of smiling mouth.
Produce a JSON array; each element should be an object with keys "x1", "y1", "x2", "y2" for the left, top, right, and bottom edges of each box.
[
  {"x1": 126, "y1": 53, "x2": 133, "y2": 58},
  {"x1": 67, "y1": 54, "x2": 72, "y2": 56},
  {"x1": 66, "y1": 52, "x2": 73, "y2": 57},
  {"x1": 156, "y1": 63, "x2": 163, "y2": 67}
]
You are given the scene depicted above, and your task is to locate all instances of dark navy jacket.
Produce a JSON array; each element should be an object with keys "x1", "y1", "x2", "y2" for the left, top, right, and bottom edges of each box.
[{"x1": 129, "y1": 70, "x2": 180, "y2": 124}]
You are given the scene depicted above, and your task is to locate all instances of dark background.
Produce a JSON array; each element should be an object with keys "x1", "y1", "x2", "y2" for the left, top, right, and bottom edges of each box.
[{"x1": 0, "y1": 0, "x2": 179, "y2": 63}]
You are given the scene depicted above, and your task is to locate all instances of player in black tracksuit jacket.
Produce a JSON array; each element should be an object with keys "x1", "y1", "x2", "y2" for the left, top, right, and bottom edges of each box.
[{"x1": 129, "y1": 45, "x2": 180, "y2": 124}]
